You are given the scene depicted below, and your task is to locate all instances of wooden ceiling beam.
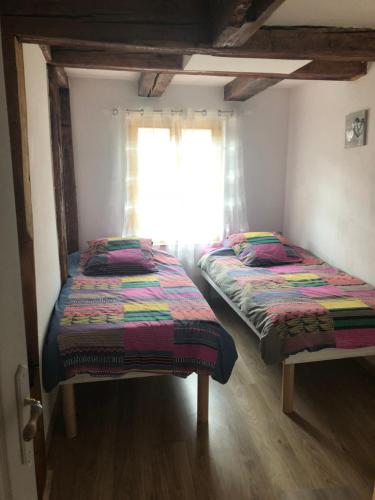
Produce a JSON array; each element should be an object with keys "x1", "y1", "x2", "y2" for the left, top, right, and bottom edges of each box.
[
  {"x1": 211, "y1": 0, "x2": 286, "y2": 48},
  {"x1": 211, "y1": 0, "x2": 253, "y2": 47},
  {"x1": 51, "y1": 48, "x2": 184, "y2": 72},
  {"x1": 240, "y1": 26, "x2": 375, "y2": 62},
  {"x1": 289, "y1": 60, "x2": 367, "y2": 81},
  {"x1": 3, "y1": 15, "x2": 209, "y2": 47},
  {"x1": 224, "y1": 77, "x2": 281, "y2": 101},
  {"x1": 224, "y1": 60, "x2": 368, "y2": 101},
  {"x1": 0, "y1": 0, "x2": 209, "y2": 25},
  {"x1": 138, "y1": 73, "x2": 174, "y2": 97},
  {"x1": 3, "y1": 17, "x2": 375, "y2": 61},
  {"x1": 49, "y1": 50, "x2": 367, "y2": 82}
]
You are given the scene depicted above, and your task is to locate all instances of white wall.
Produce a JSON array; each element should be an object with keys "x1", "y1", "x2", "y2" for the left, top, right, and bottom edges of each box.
[
  {"x1": 0, "y1": 35, "x2": 38, "y2": 499},
  {"x1": 284, "y1": 64, "x2": 375, "y2": 285},
  {"x1": 23, "y1": 44, "x2": 61, "y2": 433},
  {"x1": 240, "y1": 88, "x2": 289, "y2": 232},
  {"x1": 69, "y1": 76, "x2": 289, "y2": 247}
]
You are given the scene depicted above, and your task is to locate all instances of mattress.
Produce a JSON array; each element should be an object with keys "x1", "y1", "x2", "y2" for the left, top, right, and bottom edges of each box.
[
  {"x1": 43, "y1": 250, "x2": 237, "y2": 391},
  {"x1": 198, "y1": 247, "x2": 375, "y2": 364}
]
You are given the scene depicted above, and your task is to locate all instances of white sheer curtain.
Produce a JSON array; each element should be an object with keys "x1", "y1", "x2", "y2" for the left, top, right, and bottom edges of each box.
[
  {"x1": 123, "y1": 108, "x2": 247, "y2": 279},
  {"x1": 223, "y1": 113, "x2": 248, "y2": 237}
]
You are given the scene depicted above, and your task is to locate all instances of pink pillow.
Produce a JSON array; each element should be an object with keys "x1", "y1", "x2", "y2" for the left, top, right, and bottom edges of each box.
[
  {"x1": 83, "y1": 236, "x2": 156, "y2": 275},
  {"x1": 228, "y1": 232, "x2": 302, "y2": 267}
]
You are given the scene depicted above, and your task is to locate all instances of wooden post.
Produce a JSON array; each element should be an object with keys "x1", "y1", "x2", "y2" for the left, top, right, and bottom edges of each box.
[
  {"x1": 197, "y1": 374, "x2": 209, "y2": 424},
  {"x1": 59, "y1": 86, "x2": 79, "y2": 253},
  {"x1": 62, "y1": 384, "x2": 77, "y2": 438},
  {"x1": 47, "y1": 64, "x2": 68, "y2": 283},
  {"x1": 282, "y1": 363, "x2": 295, "y2": 415}
]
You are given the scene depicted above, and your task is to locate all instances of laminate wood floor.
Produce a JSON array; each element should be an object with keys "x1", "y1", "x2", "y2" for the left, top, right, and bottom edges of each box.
[{"x1": 48, "y1": 296, "x2": 375, "y2": 500}]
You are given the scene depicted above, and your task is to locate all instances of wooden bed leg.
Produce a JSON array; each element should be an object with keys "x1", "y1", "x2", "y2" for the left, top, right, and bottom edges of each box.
[
  {"x1": 197, "y1": 374, "x2": 209, "y2": 424},
  {"x1": 282, "y1": 363, "x2": 295, "y2": 415},
  {"x1": 62, "y1": 384, "x2": 77, "y2": 438}
]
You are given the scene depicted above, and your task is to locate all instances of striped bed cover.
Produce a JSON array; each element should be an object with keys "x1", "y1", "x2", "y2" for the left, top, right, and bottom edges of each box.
[
  {"x1": 42, "y1": 250, "x2": 237, "y2": 391},
  {"x1": 198, "y1": 247, "x2": 375, "y2": 364}
]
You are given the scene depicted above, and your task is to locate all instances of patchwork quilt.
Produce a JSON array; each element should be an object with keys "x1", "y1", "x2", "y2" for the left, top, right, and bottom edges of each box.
[
  {"x1": 43, "y1": 250, "x2": 237, "y2": 391},
  {"x1": 198, "y1": 247, "x2": 375, "y2": 364}
]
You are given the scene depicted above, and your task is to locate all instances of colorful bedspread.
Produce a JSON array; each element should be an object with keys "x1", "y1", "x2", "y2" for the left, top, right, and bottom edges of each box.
[
  {"x1": 43, "y1": 250, "x2": 237, "y2": 391},
  {"x1": 198, "y1": 247, "x2": 375, "y2": 364}
]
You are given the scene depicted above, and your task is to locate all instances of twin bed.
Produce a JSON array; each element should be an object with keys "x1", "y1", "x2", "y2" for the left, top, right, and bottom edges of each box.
[
  {"x1": 198, "y1": 241, "x2": 375, "y2": 413},
  {"x1": 43, "y1": 235, "x2": 375, "y2": 437},
  {"x1": 43, "y1": 247, "x2": 237, "y2": 437}
]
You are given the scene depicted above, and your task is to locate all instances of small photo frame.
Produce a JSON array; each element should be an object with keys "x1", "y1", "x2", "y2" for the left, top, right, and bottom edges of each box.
[{"x1": 345, "y1": 109, "x2": 368, "y2": 148}]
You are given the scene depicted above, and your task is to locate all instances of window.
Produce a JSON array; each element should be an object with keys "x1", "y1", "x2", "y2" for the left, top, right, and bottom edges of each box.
[{"x1": 125, "y1": 114, "x2": 224, "y2": 244}]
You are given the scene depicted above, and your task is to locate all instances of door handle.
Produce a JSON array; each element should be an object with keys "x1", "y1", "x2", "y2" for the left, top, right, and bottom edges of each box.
[{"x1": 23, "y1": 398, "x2": 43, "y2": 442}]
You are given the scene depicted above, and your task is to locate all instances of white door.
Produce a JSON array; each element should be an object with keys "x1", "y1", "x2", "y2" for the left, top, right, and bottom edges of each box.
[{"x1": 0, "y1": 32, "x2": 38, "y2": 500}]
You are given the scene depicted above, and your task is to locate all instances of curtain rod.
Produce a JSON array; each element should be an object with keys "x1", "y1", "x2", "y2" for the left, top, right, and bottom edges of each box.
[{"x1": 112, "y1": 108, "x2": 234, "y2": 116}]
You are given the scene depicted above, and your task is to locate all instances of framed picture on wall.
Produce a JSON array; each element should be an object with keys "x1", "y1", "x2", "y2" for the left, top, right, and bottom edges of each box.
[{"x1": 345, "y1": 109, "x2": 368, "y2": 148}]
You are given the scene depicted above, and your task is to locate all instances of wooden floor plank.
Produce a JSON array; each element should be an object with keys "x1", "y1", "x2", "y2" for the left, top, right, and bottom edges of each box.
[{"x1": 48, "y1": 297, "x2": 375, "y2": 500}]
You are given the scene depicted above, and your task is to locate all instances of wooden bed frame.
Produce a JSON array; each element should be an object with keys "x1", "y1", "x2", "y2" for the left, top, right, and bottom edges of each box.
[
  {"x1": 201, "y1": 270, "x2": 375, "y2": 415},
  {"x1": 60, "y1": 372, "x2": 209, "y2": 438}
]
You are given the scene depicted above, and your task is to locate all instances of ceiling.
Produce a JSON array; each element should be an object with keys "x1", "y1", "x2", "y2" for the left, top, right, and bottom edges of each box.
[
  {"x1": 59, "y1": 0, "x2": 375, "y2": 100},
  {"x1": 65, "y1": 68, "x2": 235, "y2": 87},
  {"x1": 183, "y1": 56, "x2": 310, "y2": 74},
  {"x1": 65, "y1": 68, "x2": 311, "y2": 91},
  {"x1": 66, "y1": 68, "x2": 139, "y2": 81},
  {"x1": 266, "y1": 0, "x2": 375, "y2": 27},
  {"x1": 65, "y1": 56, "x2": 314, "y2": 89}
]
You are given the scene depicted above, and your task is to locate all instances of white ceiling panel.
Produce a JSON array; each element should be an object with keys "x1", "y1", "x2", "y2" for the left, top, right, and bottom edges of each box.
[
  {"x1": 184, "y1": 55, "x2": 311, "y2": 74},
  {"x1": 65, "y1": 68, "x2": 139, "y2": 81},
  {"x1": 171, "y1": 74, "x2": 234, "y2": 86},
  {"x1": 65, "y1": 69, "x2": 235, "y2": 87},
  {"x1": 267, "y1": 0, "x2": 375, "y2": 27}
]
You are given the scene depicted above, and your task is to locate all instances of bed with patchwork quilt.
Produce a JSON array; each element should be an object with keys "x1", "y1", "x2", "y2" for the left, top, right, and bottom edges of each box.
[
  {"x1": 198, "y1": 239, "x2": 375, "y2": 365},
  {"x1": 43, "y1": 249, "x2": 237, "y2": 392}
]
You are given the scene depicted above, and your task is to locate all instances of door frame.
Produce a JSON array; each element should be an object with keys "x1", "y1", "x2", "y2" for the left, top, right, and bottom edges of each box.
[
  {"x1": 1, "y1": 17, "x2": 79, "y2": 499},
  {"x1": 1, "y1": 28, "x2": 46, "y2": 499}
]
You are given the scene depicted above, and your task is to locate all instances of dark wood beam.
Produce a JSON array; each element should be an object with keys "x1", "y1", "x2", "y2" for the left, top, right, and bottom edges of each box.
[
  {"x1": 3, "y1": 15, "x2": 209, "y2": 47},
  {"x1": 0, "y1": 0, "x2": 209, "y2": 26},
  {"x1": 211, "y1": 0, "x2": 252, "y2": 47},
  {"x1": 288, "y1": 60, "x2": 367, "y2": 81},
  {"x1": 3, "y1": 17, "x2": 375, "y2": 61},
  {"x1": 224, "y1": 60, "x2": 368, "y2": 101},
  {"x1": 49, "y1": 51, "x2": 367, "y2": 81},
  {"x1": 224, "y1": 77, "x2": 281, "y2": 100},
  {"x1": 240, "y1": 26, "x2": 375, "y2": 62},
  {"x1": 47, "y1": 65, "x2": 68, "y2": 282},
  {"x1": 59, "y1": 87, "x2": 79, "y2": 253},
  {"x1": 138, "y1": 73, "x2": 174, "y2": 97},
  {"x1": 212, "y1": 0, "x2": 286, "y2": 48},
  {"x1": 51, "y1": 48, "x2": 184, "y2": 72}
]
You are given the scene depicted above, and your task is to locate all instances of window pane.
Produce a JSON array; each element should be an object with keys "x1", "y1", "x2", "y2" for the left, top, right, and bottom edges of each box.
[
  {"x1": 179, "y1": 129, "x2": 224, "y2": 242},
  {"x1": 137, "y1": 128, "x2": 178, "y2": 239},
  {"x1": 135, "y1": 126, "x2": 223, "y2": 243}
]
